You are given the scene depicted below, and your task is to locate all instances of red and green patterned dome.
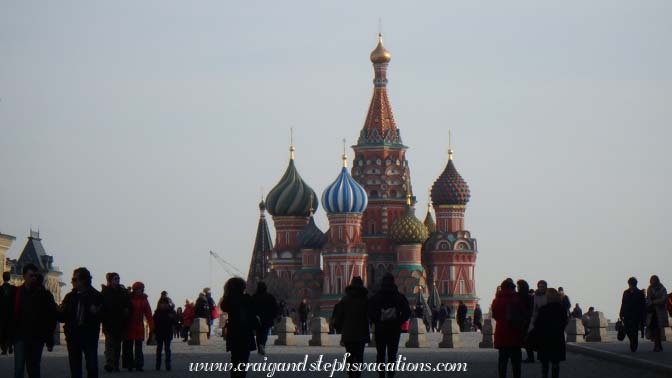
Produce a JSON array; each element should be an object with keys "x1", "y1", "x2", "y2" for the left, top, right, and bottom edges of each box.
[{"x1": 431, "y1": 153, "x2": 470, "y2": 206}]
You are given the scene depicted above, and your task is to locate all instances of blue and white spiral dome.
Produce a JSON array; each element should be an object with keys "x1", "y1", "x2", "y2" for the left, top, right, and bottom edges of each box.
[{"x1": 322, "y1": 159, "x2": 368, "y2": 214}]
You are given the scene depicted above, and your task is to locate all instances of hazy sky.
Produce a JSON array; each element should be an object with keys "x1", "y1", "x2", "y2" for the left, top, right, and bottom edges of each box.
[{"x1": 1, "y1": 1, "x2": 671, "y2": 319}]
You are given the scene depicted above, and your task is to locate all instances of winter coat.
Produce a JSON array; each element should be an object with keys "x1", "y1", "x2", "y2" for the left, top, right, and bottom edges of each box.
[
  {"x1": 571, "y1": 306, "x2": 583, "y2": 319},
  {"x1": 298, "y1": 302, "x2": 310, "y2": 321},
  {"x1": 534, "y1": 302, "x2": 568, "y2": 362},
  {"x1": 194, "y1": 297, "x2": 211, "y2": 320},
  {"x1": 529, "y1": 290, "x2": 547, "y2": 331},
  {"x1": 124, "y1": 293, "x2": 153, "y2": 341},
  {"x1": 252, "y1": 292, "x2": 278, "y2": 328},
  {"x1": 182, "y1": 304, "x2": 195, "y2": 328},
  {"x1": 491, "y1": 288, "x2": 525, "y2": 348},
  {"x1": 457, "y1": 303, "x2": 468, "y2": 322},
  {"x1": 333, "y1": 285, "x2": 370, "y2": 344},
  {"x1": 473, "y1": 307, "x2": 483, "y2": 323},
  {"x1": 206, "y1": 293, "x2": 218, "y2": 320},
  {"x1": 152, "y1": 307, "x2": 176, "y2": 340},
  {"x1": 101, "y1": 284, "x2": 131, "y2": 336},
  {"x1": 220, "y1": 294, "x2": 257, "y2": 353},
  {"x1": 0, "y1": 283, "x2": 16, "y2": 339},
  {"x1": 11, "y1": 284, "x2": 57, "y2": 345},
  {"x1": 367, "y1": 282, "x2": 410, "y2": 333},
  {"x1": 619, "y1": 288, "x2": 646, "y2": 330},
  {"x1": 646, "y1": 283, "x2": 669, "y2": 329},
  {"x1": 59, "y1": 286, "x2": 103, "y2": 339},
  {"x1": 560, "y1": 295, "x2": 571, "y2": 315}
]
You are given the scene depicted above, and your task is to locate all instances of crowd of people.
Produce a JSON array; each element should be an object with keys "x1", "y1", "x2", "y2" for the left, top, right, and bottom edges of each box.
[{"x1": 1, "y1": 264, "x2": 671, "y2": 378}]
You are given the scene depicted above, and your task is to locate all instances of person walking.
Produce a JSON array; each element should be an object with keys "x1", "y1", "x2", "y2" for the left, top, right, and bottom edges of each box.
[
  {"x1": 516, "y1": 279, "x2": 535, "y2": 363},
  {"x1": 59, "y1": 267, "x2": 103, "y2": 378},
  {"x1": 11, "y1": 263, "x2": 58, "y2": 378},
  {"x1": 368, "y1": 273, "x2": 410, "y2": 378},
  {"x1": 534, "y1": 288, "x2": 568, "y2": 378},
  {"x1": 174, "y1": 307, "x2": 183, "y2": 339},
  {"x1": 619, "y1": 277, "x2": 646, "y2": 352},
  {"x1": 0, "y1": 271, "x2": 16, "y2": 355},
  {"x1": 437, "y1": 304, "x2": 449, "y2": 331},
  {"x1": 645, "y1": 275, "x2": 668, "y2": 352},
  {"x1": 571, "y1": 304, "x2": 583, "y2": 319},
  {"x1": 457, "y1": 301, "x2": 468, "y2": 332},
  {"x1": 220, "y1": 277, "x2": 258, "y2": 378},
  {"x1": 101, "y1": 272, "x2": 130, "y2": 372},
  {"x1": 332, "y1": 277, "x2": 369, "y2": 378},
  {"x1": 181, "y1": 300, "x2": 195, "y2": 342},
  {"x1": 473, "y1": 304, "x2": 483, "y2": 332},
  {"x1": 153, "y1": 297, "x2": 176, "y2": 371},
  {"x1": 252, "y1": 282, "x2": 278, "y2": 355},
  {"x1": 298, "y1": 298, "x2": 311, "y2": 335},
  {"x1": 122, "y1": 282, "x2": 153, "y2": 371},
  {"x1": 491, "y1": 278, "x2": 525, "y2": 378}
]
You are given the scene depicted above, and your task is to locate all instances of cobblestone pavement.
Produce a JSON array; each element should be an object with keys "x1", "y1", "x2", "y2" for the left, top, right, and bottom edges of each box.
[{"x1": 1, "y1": 333, "x2": 668, "y2": 378}]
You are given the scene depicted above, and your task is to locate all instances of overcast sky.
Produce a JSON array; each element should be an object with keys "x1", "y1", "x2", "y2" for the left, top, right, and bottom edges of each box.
[{"x1": 1, "y1": 1, "x2": 671, "y2": 318}]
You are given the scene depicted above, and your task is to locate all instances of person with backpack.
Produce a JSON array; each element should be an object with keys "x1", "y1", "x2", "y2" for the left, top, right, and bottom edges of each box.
[
  {"x1": 368, "y1": 273, "x2": 411, "y2": 378},
  {"x1": 491, "y1": 278, "x2": 525, "y2": 378}
]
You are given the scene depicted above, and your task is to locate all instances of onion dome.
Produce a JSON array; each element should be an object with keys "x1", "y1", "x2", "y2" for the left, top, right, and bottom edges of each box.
[
  {"x1": 298, "y1": 216, "x2": 327, "y2": 249},
  {"x1": 370, "y1": 33, "x2": 391, "y2": 64},
  {"x1": 265, "y1": 146, "x2": 319, "y2": 217},
  {"x1": 431, "y1": 149, "x2": 470, "y2": 206},
  {"x1": 322, "y1": 153, "x2": 368, "y2": 214},
  {"x1": 390, "y1": 195, "x2": 430, "y2": 244},
  {"x1": 423, "y1": 204, "x2": 436, "y2": 233}
]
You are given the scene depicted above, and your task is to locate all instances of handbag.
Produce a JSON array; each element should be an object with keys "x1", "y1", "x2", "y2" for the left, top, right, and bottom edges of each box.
[{"x1": 615, "y1": 319, "x2": 625, "y2": 341}]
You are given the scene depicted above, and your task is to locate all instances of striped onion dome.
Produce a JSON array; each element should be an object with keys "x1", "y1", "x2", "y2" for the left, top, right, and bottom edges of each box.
[
  {"x1": 390, "y1": 197, "x2": 429, "y2": 245},
  {"x1": 265, "y1": 148, "x2": 318, "y2": 217},
  {"x1": 431, "y1": 150, "x2": 470, "y2": 206},
  {"x1": 321, "y1": 155, "x2": 368, "y2": 214},
  {"x1": 298, "y1": 215, "x2": 327, "y2": 249}
]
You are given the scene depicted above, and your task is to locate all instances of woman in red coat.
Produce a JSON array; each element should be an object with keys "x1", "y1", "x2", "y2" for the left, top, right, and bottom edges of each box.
[
  {"x1": 492, "y1": 278, "x2": 525, "y2": 378},
  {"x1": 122, "y1": 282, "x2": 153, "y2": 371},
  {"x1": 181, "y1": 301, "x2": 195, "y2": 342}
]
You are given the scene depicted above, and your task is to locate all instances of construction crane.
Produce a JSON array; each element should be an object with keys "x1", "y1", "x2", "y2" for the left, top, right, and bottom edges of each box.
[{"x1": 208, "y1": 250, "x2": 245, "y2": 289}]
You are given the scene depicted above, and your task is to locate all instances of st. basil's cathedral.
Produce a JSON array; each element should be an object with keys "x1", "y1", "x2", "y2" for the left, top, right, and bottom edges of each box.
[{"x1": 246, "y1": 34, "x2": 478, "y2": 316}]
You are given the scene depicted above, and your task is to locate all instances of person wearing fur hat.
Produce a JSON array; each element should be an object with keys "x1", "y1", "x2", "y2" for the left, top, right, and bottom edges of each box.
[
  {"x1": 122, "y1": 282, "x2": 153, "y2": 371},
  {"x1": 332, "y1": 276, "x2": 369, "y2": 378}
]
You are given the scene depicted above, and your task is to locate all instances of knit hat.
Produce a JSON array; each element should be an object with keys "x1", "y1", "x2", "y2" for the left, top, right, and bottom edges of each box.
[{"x1": 132, "y1": 282, "x2": 144, "y2": 291}]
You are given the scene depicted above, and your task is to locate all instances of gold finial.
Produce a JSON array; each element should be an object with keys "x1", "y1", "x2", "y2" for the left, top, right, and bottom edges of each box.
[
  {"x1": 309, "y1": 192, "x2": 314, "y2": 215},
  {"x1": 289, "y1": 127, "x2": 295, "y2": 160},
  {"x1": 341, "y1": 138, "x2": 348, "y2": 167},
  {"x1": 448, "y1": 129, "x2": 453, "y2": 161},
  {"x1": 370, "y1": 32, "x2": 391, "y2": 64},
  {"x1": 427, "y1": 188, "x2": 432, "y2": 211},
  {"x1": 406, "y1": 192, "x2": 412, "y2": 206}
]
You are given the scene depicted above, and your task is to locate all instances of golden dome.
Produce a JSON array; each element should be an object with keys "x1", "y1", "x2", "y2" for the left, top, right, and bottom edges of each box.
[{"x1": 370, "y1": 33, "x2": 391, "y2": 64}]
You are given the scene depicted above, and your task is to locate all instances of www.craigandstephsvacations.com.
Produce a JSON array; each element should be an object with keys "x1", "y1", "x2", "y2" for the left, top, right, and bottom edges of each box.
[{"x1": 188, "y1": 354, "x2": 468, "y2": 376}]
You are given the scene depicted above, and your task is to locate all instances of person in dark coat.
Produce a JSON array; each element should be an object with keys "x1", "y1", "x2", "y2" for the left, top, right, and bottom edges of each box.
[
  {"x1": 298, "y1": 298, "x2": 311, "y2": 335},
  {"x1": 175, "y1": 307, "x2": 183, "y2": 339},
  {"x1": 101, "y1": 272, "x2": 130, "y2": 372},
  {"x1": 645, "y1": 275, "x2": 668, "y2": 352},
  {"x1": 157, "y1": 290, "x2": 175, "y2": 311},
  {"x1": 619, "y1": 277, "x2": 646, "y2": 352},
  {"x1": 204, "y1": 288, "x2": 216, "y2": 338},
  {"x1": 252, "y1": 281, "x2": 278, "y2": 355},
  {"x1": 153, "y1": 297, "x2": 176, "y2": 371},
  {"x1": 368, "y1": 273, "x2": 410, "y2": 378},
  {"x1": 0, "y1": 271, "x2": 16, "y2": 355},
  {"x1": 516, "y1": 279, "x2": 535, "y2": 363},
  {"x1": 473, "y1": 304, "x2": 483, "y2": 332},
  {"x1": 122, "y1": 282, "x2": 153, "y2": 371},
  {"x1": 457, "y1": 301, "x2": 468, "y2": 332},
  {"x1": 220, "y1": 277, "x2": 258, "y2": 378},
  {"x1": 437, "y1": 304, "x2": 449, "y2": 331},
  {"x1": 534, "y1": 288, "x2": 568, "y2": 378},
  {"x1": 571, "y1": 304, "x2": 583, "y2": 319},
  {"x1": 59, "y1": 267, "x2": 103, "y2": 378},
  {"x1": 12, "y1": 263, "x2": 57, "y2": 378},
  {"x1": 333, "y1": 277, "x2": 369, "y2": 378},
  {"x1": 194, "y1": 293, "x2": 211, "y2": 320},
  {"x1": 492, "y1": 278, "x2": 525, "y2": 378}
]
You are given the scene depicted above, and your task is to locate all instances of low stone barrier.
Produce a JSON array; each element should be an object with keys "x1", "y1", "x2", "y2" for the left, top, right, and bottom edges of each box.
[
  {"x1": 405, "y1": 318, "x2": 428, "y2": 348},
  {"x1": 274, "y1": 316, "x2": 297, "y2": 346},
  {"x1": 438, "y1": 318, "x2": 461, "y2": 348}
]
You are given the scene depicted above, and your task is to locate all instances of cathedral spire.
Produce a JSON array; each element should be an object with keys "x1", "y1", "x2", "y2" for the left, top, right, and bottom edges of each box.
[{"x1": 358, "y1": 33, "x2": 400, "y2": 145}]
